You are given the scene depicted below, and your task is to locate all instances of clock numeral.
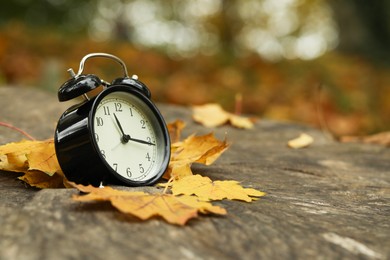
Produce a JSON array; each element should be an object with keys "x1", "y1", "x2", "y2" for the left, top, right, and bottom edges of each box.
[
  {"x1": 126, "y1": 167, "x2": 132, "y2": 177},
  {"x1": 146, "y1": 137, "x2": 154, "y2": 146},
  {"x1": 139, "y1": 164, "x2": 145, "y2": 174},
  {"x1": 113, "y1": 163, "x2": 118, "y2": 172},
  {"x1": 96, "y1": 117, "x2": 104, "y2": 126},
  {"x1": 95, "y1": 133, "x2": 99, "y2": 142},
  {"x1": 103, "y1": 106, "x2": 110, "y2": 115},
  {"x1": 129, "y1": 107, "x2": 133, "y2": 117},
  {"x1": 100, "y1": 150, "x2": 106, "y2": 159},
  {"x1": 115, "y1": 102, "x2": 122, "y2": 112},
  {"x1": 145, "y1": 152, "x2": 151, "y2": 162},
  {"x1": 140, "y1": 119, "x2": 146, "y2": 129}
]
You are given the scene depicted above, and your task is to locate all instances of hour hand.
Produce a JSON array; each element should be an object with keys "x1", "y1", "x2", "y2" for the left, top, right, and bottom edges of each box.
[{"x1": 113, "y1": 113, "x2": 129, "y2": 143}]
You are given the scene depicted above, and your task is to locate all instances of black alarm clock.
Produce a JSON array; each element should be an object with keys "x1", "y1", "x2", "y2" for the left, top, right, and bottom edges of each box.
[{"x1": 54, "y1": 53, "x2": 170, "y2": 187}]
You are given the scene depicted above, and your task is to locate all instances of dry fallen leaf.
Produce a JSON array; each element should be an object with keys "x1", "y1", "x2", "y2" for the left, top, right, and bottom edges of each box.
[
  {"x1": 0, "y1": 139, "x2": 64, "y2": 188},
  {"x1": 0, "y1": 120, "x2": 266, "y2": 225},
  {"x1": 173, "y1": 133, "x2": 229, "y2": 165},
  {"x1": 193, "y1": 103, "x2": 255, "y2": 129},
  {"x1": 171, "y1": 174, "x2": 265, "y2": 202},
  {"x1": 340, "y1": 131, "x2": 390, "y2": 147},
  {"x1": 167, "y1": 119, "x2": 186, "y2": 143},
  {"x1": 287, "y1": 133, "x2": 314, "y2": 149},
  {"x1": 19, "y1": 171, "x2": 65, "y2": 189},
  {"x1": 71, "y1": 182, "x2": 227, "y2": 225},
  {"x1": 0, "y1": 129, "x2": 229, "y2": 187},
  {"x1": 165, "y1": 133, "x2": 230, "y2": 179},
  {"x1": 0, "y1": 139, "x2": 61, "y2": 175},
  {"x1": 0, "y1": 153, "x2": 26, "y2": 172}
]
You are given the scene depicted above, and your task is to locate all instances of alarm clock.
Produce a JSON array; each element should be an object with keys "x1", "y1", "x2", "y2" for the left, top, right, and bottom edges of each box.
[{"x1": 54, "y1": 53, "x2": 171, "y2": 187}]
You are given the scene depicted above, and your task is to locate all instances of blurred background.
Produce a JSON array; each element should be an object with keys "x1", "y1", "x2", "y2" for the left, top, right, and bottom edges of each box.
[{"x1": 0, "y1": 0, "x2": 389, "y2": 137}]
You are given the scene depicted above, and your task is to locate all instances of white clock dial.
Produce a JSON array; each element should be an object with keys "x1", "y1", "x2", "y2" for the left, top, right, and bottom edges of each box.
[{"x1": 93, "y1": 91, "x2": 165, "y2": 182}]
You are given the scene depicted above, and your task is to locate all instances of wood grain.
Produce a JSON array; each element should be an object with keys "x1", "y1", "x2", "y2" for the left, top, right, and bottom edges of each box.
[{"x1": 0, "y1": 87, "x2": 389, "y2": 259}]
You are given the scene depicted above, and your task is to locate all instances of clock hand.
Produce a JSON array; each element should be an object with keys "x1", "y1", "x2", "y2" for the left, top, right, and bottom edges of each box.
[
  {"x1": 113, "y1": 113, "x2": 130, "y2": 143},
  {"x1": 128, "y1": 137, "x2": 156, "y2": 146},
  {"x1": 113, "y1": 113, "x2": 154, "y2": 145}
]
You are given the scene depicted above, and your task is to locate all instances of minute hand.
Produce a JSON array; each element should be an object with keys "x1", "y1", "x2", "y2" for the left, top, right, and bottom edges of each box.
[{"x1": 128, "y1": 137, "x2": 155, "y2": 146}]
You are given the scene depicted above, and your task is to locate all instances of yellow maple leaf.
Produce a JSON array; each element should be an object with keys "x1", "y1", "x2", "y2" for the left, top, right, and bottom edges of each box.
[
  {"x1": 167, "y1": 120, "x2": 186, "y2": 143},
  {"x1": 0, "y1": 153, "x2": 27, "y2": 172},
  {"x1": 71, "y1": 182, "x2": 227, "y2": 225},
  {"x1": 0, "y1": 138, "x2": 64, "y2": 187},
  {"x1": 340, "y1": 131, "x2": 390, "y2": 147},
  {"x1": 165, "y1": 133, "x2": 229, "y2": 179},
  {"x1": 287, "y1": 133, "x2": 314, "y2": 149},
  {"x1": 171, "y1": 174, "x2": 266, "y2": 202},
  {"x1": 19, "y1": 170, "x2": 65, "y2": 189},
  {"x1": 192, "y1": 103, "x2": 255, "y2": 129},
  {"x1": 163, "y1": 163, "x2": 193, "y2": 180},
  {"x1": 26, "y1": 141, "x2": 61, "y2": 176},
  {"x1": 0, "y1": 139, "x2": 61, "y2": 175},
  {"x1": 173, "y1": 133, "x2": 229, "y2": 165}
]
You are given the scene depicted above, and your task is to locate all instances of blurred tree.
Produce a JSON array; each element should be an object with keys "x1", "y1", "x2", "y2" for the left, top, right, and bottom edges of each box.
[
  {"x1": 0, "y1": 0, "x2": 97, "y2": 33},
  {"x1": 0, "y1": 0, "x2": 389, "y2": 135},
  {"x1": 86, "y1": 0, "x2": 338, "y2": 61},
  {"x1": 328, "y1": 0, "x2": 390, "y2": 60},
  {"x1": 2, "y1": 0, "x2": 390, "y2": 62}
]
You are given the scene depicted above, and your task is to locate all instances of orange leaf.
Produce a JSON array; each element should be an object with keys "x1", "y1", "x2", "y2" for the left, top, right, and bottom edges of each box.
[
  {"x1": 193, "y1": 103, "x2": 255, "y2": 129},
  {"x1": 26, "y1": 141, "x2": 61, "y2": 175},
  {"x1": 0, "y1": 139, "x2": 61, "y2": 175},
  {"x1": 171, "y1": 174, "x2": 266, "y2": 202},
  {"x1": 340, "y1": 131, "x2": 390, "y2": 147},
  {"x1": 71, "y1": 183, "x2": 226, "y2": 225},
  {"x1": 0, "y1": 153, "x2": 27, "y2": 172},
  {"x1": 167, "y1": 120, "x2": 186, "y2": 143},
  {"x1": 287, "y1": 133, "x2": 314, "y2": 149},
  {"x1": 173, "y1": 133, "x2": 229, "y2": 165},
  {"x1": 0, "y1": 139, "x2": 64, "y2": 187},
  {"x1": 70, "y1": 183, "x2": 146, "y2": 199},
  {"x1": 163, "y1": 163, "x2": 193, "y2": 180},
  {"x1": 193, "y1": 104, "x2": 230, "y2": 127},
  {"x1": 19, "y1": 171, "x2": 65, "y2": 189},
  {"x1": 165, "y1": 133, "x2": 229, "y2": 179}
]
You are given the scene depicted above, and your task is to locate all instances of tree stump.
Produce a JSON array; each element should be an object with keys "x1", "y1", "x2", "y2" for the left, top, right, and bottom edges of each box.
[{"x1": 0, "y1": 87, "x2": 389, "y2": 259}]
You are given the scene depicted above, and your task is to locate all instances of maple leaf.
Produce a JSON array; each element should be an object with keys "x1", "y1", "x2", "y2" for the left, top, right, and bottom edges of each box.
[
  {"x1": 71, "y1": 183, "x2": 227, "y2": 225},
  {"x1": 340, "y1": 131, "x2": 390, "y2": 147},
  {"x1": 19, "y1": 170, "x2": 65, "y2": 189},
  {"x1": 192, "y1": 103, "x2": 255, "y2": 129},
  {"x1": 164, "y1": 163, "x2": 193, "y2": 180},
  {"x1": 165, "y1": 133, "x2": 230, "y2": 179},
  {"x1": 173, "y1": 133, "x2": 229, "y2": 165},
  {"x1": 167, "y1": 120, "x2": 186, "y2": 143},
  {"x1": 287, "y1": 133, "x2": 314, "y2": 149},
  {"x1": 0, "y1": 153, "x2": 27, "y2": 172},
  {"x1": 0, "y1": 139, "x2": 61, "y2": 175},
  {"x1": 171, "y1": 174, "x2": 266, "y2": 202},
  {"x1": 26, "y1": 141, "x2": 61, "y2": 175},
  {"x1": 0, "y1": 138, "x2": 64, "y2": 187}
]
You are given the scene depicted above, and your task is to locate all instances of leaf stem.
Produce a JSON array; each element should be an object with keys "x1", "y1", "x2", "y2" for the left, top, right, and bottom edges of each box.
[
  {"x1": 0, "y1": 121, "x2": 35, "y2": 140},
  {"x1": 162, "y1": 176, "x2": 175, "y2": 194}
]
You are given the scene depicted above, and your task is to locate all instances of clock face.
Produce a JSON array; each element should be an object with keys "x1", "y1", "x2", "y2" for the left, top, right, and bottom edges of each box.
[{"x1": 92, "y1": 90, "x2": 168, "y2": 184}]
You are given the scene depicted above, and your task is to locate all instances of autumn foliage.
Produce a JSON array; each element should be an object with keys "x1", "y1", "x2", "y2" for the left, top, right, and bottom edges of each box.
[
  {"x1": 0, "y1": 23, "x2": 389, "y2": 136},
  {"x1": 0, "y1": 118, "x2": 265, "y2": 225}
]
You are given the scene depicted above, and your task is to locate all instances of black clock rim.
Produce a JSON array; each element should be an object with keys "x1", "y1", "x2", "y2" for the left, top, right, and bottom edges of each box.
[{"x1": 88, "y1": 84, "x2": 171, "y2": 186}]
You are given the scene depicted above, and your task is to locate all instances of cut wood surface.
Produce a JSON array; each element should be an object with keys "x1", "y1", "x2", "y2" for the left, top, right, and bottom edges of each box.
[{"x1": 0, "y1": 87, "x2": 389, "y2": 259}]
